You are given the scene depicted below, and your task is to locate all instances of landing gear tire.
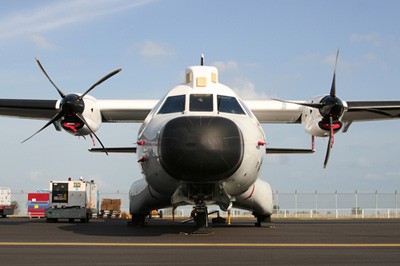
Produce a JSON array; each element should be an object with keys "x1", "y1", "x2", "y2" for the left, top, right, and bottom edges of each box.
[
  {"x1": 191, "y1": 203, "x2": 212, "y2": 234},
  {"x1": 129, "y1": 214, "x2": 146, "y2": 227},
  {"x1": 80, "y1": 213, "x2": 90, "y2": 223},
  {"x1": 253, "y1": 213, "x2": 271, "y2": 227},
  {"x1": 193, "y1": 210, "x2": 208, "y2": 228}
]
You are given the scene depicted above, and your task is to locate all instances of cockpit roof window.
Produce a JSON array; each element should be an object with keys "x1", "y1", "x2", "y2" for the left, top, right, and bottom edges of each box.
[
  {"x1": 217, "y1": 95, "x2": 245, "y2": 115},
  {"x1": 190, "y1": 94, "x2": 213, "y2": 112},
  {"x1": 158, "y1": 95, "x2": 185, "y2": 114}
]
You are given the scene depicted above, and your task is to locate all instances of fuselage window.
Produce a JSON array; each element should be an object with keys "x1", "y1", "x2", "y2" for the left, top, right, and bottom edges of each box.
[
  {"x1": 158, "y1": 95, "x2": 186, "y2": 114},
  {"x1": 217, "y1": 95, "x2": 245, "y2": 115},
  {"x1": 189, "y1": 94, "x2": 213, "y2": 112}
]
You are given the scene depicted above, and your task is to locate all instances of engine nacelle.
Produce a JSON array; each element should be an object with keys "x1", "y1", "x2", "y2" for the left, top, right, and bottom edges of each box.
[
  {"x1": 59, "y1": 95, "x2": 102, "y2": 136},
  {"x1": 301, "y1": 95, "x2": 346, "y2": 137}
]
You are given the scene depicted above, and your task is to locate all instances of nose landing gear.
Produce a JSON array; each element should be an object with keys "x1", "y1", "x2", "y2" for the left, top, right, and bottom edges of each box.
[{"x1": 191, "y1": 200, "x2": 211, "y2": 234}]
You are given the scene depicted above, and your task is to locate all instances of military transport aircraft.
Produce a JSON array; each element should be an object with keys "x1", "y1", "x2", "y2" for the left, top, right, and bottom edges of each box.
[{"x1": 1, "y1": 53, "x2": 400, "y2": 230}]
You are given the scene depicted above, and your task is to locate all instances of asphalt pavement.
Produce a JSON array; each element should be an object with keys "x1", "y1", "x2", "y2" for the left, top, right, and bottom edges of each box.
[{"x1": 0, "y1": 218, "x2": 400, "y2": 265}]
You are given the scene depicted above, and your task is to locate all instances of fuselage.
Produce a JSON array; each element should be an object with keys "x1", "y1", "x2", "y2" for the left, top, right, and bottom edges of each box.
[{"x1": 129, "y1": 65, "x2": 272, "y2": 215}]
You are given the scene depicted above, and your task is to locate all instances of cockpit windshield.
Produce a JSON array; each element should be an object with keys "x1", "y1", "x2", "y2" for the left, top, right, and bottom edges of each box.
[
  {"x1": 158, "y1": 94, "x2": 246, "y2": 115},
  {"x1": 158, "y1": 95, "x2": 185, "y2": 114},
  {"x1": 217, "y1": 95, "x2": 245, "y2": 115},
  {"x1": 189, "y1": 94, "x2": 213, "y2": 112}
]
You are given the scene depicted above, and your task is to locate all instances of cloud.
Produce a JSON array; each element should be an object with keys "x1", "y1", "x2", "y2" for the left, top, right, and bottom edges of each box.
[
  {"x1": 30, "y1": 35, "x2": 55, "y2": 50},
  {"x1": 350, "y1": 33, "x2": 382, "y2": 47},
  {"x1": 293, "y1": 50, "x2": 387, "y2": 74},
  {"x1": 137, "y1": 40, "x2": 174, "y2": 59},
  {"x1": 0, "y1": 0, "x2": 153, "y2": 41},
  {"x1": 209, "y1": 60, "x2": 267, "y2": 99},
  {"x1": 230, "y1": 77, "x2": 268, "y2": 100},
  {"x1": 211, "y1": 60, "x2": 239, "y2": 72}
]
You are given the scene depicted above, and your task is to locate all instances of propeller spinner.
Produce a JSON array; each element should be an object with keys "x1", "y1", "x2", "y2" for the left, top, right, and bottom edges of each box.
[{"x1": 22, "y1": 58, "x2": 122, "y2": 155}]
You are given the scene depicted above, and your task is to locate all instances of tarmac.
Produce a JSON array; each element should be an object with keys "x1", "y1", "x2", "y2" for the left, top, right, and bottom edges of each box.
[{"x1": 1, "y1": 217, "x2": 400, "y2": 265}]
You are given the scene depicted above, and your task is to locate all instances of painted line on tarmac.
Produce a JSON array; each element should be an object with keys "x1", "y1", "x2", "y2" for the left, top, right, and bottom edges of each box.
[{"x1": 1, "y1": 242, "x2": 400, "y2": 247}]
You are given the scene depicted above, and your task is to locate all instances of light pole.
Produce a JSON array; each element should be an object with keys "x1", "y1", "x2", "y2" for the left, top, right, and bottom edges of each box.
[
  {"x1": 335, "y1": 190, "x2": 338, "y2": 218},
  {"x1": 395, "y1": 190, "x2": 398, "y2": 218},
  {"x1": 355, "y1": 190, "x2": 358, "y2": 218},
  {"x1": 295, "y1": 190, "x2": 298, "y2": 218}
]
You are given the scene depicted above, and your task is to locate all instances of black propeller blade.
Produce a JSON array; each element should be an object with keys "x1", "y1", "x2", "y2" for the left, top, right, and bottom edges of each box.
[
  {"x1": 75, "y1": 112, "x2": 108, "y2": 155},
  {"x1": 23, "y1": 58, "x2": 121, "y2": 155},
  {"x1": 323, "y1": 116, "x2": 334, "y2": 168},
  {"x1": 330, "y1": 50, "x2": 339, "y2": 98},
  {"x1": 21, "y1": 112, "x2": 64, "y2": 143},
  {"x1": 35, "y1": 57, "x2": 65, "y2": 98},
  {"x1": 79, "y1": 68, "x2": 121, "y2": 100}
]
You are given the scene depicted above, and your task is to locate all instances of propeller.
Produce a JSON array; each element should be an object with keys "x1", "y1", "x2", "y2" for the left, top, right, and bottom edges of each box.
[
  {"x1": 273, "y1": 50, "x2": 343, "y2": 168},
  {"x1": 22, "y1": 58, "x2": 122, "y2": 155}
]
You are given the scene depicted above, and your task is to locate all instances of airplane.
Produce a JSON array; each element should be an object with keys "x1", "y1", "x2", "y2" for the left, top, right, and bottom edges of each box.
[{"x1": 1, "y1": 53, "x2": 400, "y2": 231}]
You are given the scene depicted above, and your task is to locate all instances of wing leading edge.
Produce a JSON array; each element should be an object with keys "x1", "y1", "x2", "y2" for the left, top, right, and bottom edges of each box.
[
  {"x1": 0, "y1": 99, "x2": 58, "y2": 120},
  {"x1": 1, "y1": 98, "x2": 400, "y2": 126},
  {"x1": 344, "y1": 101, "x2": 400, "y2": 121},
  {"x1": 244, "y1": 99, "x2": 400, "y2": 125},
  {"x1": 0, "y1": 99, "x2": 158, "y2": 123}
]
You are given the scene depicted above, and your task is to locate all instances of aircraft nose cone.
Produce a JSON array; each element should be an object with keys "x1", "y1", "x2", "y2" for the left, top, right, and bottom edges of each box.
[{"x1": 159, "y1": 116, "x2": 244, "y2": 182}]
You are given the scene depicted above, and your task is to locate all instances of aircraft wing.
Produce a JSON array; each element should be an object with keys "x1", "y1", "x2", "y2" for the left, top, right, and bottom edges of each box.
[
  {"x1": 1, "y1": 98, "x2": 400, "y2": 125},
  {"x1": 0, "y1": 99, "x2": 59, "y2": 120},
  {"x1": 98, "y1": 100, "x2": 158, "y2": 122},
  {"x1": 244, "y1": 100, "x2": 303, "y2": 123},
  {"x1": 343, "y1": 101, "x2": 400, "y2": 121},
  {"x1": 0, "y1": 99, "x2": 158, "y2": 122},
  {"x1": 244, "y1": 100, "x2": 400, "y2": 124}
]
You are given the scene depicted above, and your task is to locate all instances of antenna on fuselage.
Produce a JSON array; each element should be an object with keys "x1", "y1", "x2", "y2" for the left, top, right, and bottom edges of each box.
[{"x1": 200, "y1": 54, "x2": 204, "y2": 66}]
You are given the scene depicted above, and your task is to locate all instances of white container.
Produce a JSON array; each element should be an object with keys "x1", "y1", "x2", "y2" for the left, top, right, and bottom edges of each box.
[{"x1": 0, "y1": 187, "x2": 12, "y2": 206}]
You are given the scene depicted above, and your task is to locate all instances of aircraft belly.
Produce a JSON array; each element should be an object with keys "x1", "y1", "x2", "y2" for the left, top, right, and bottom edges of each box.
[
  {"x1": 129, "y1": 178, "x2": 171, "y2": 214},
  {"x1": 233, "y1": 178, "x2": 273, "y2": 215}
]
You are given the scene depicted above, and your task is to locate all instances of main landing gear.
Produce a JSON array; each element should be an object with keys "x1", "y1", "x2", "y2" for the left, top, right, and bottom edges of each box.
[
  {"x1": 253, "y1": 212, "x2": 272, "y2": 227},
  {"x1": 128, "y1": 213, "x2": 146, "y2": 227}
]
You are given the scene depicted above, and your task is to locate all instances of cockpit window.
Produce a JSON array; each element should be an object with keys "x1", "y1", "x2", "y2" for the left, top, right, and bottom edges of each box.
[
  {"x1": 158, "y1": 95, "x2": 185, "y2": 114},
  {"x1": 217, "y1": 95, "x2": 245, "y2": 115},
  {"x1": 190, "y1": 94, "x2": 213, "y2": 112}
]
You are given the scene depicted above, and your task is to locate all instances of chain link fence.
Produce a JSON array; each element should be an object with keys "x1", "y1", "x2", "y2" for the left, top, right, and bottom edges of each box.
[
  {"x1": 8, "y1": 190, "x2": 400, "y2": 219},
  {"x1": 273, "y1": 191, "x2": 400, "y2": 219}
]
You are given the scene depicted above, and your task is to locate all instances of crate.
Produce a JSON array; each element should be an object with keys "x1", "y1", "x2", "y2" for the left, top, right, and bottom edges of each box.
[{"x1": 98, "y1": 210, "x2": 121, "y2": 219}]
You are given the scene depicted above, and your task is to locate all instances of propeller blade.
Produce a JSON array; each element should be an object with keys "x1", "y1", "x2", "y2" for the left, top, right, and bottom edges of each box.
[
  {"x1": 79, "y1": 68, "x2": 122, "y2": 100},
  {"x1": 323, "y1": 116, "x2": 334, "y2": 168},
  {"x1": 271, "y1": 98, "x2": 323, "y2": 109},
  {"x1": 22, "y1": 111, "x2": 64, "y2": 143},
  {"x1": 75, "y1": 113, "x2": 108, "y2": 155},
  {"x1": 35, "y1": 58, "x2": 66, "y2": 98},
  {"x1": 330, "y1": 50, "x2": 339, "y2": 97}
]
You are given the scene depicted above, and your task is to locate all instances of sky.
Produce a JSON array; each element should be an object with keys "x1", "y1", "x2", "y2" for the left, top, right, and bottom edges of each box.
[{"x1": 0, "y1": 0, "x2": 400, "y2": 194}]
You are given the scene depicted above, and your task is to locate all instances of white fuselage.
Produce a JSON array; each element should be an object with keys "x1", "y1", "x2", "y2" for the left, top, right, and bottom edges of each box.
[{"x1": 129, "y1": 66, "x2": 273, "y2": 216}]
